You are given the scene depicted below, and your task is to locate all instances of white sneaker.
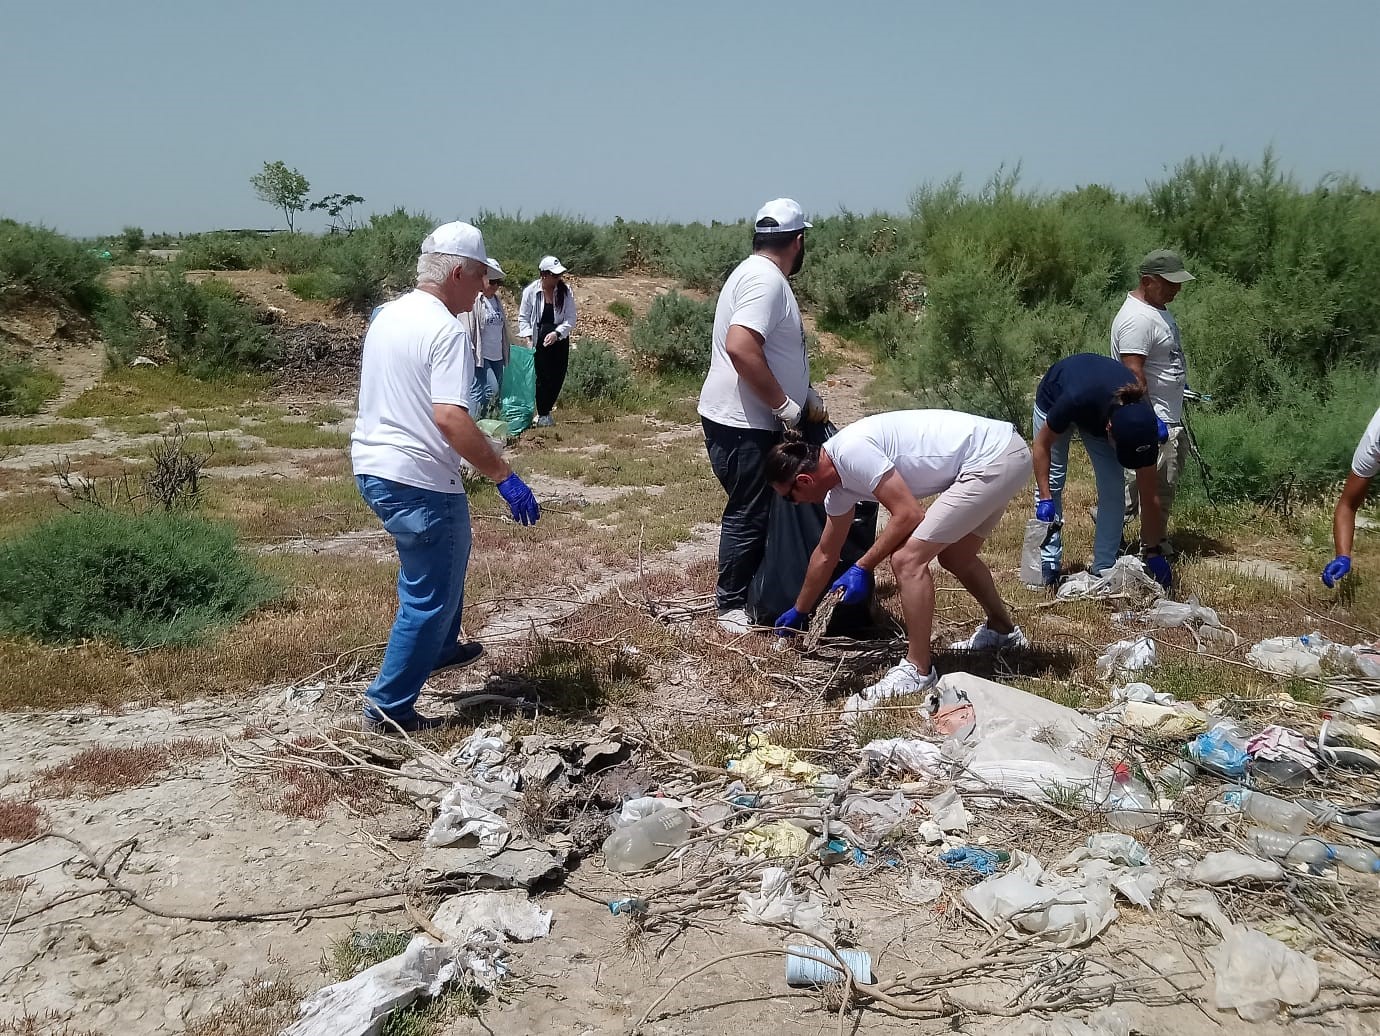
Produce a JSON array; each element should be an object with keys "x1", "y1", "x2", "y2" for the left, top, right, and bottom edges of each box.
[
  {"x1": 863, "y1": 660, "x2": 938, "y2": 700},
  {"x1": 716, "y1": 608, "x2": 752, "y2": 635},
  {"x1": 949, "y1": 623, "x2": 1030, "y2": 651},
  {"x1": 535, "y1": 414, "x2": 554, "y2": 427}
]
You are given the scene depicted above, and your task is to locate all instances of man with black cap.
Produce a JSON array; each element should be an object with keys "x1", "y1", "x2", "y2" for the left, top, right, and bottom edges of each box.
[
  {"x1": 698, "y1": 198, "x2": 827, "y2": 634},
  {"x1": 1111, "y1": 249, "x2": 1194, "y2": 554},
  {"x1": 1031, "y1": 353, "x2": 1170, "y2": 587}
]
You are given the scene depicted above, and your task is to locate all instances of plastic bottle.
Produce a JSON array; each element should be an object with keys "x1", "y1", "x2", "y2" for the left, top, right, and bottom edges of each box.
[
  {"x1": 1337, "y1": 694, "x2": 1380, "y2": 720},
  {"x1": 785, "y1": 945, "x2": 872, "y2": 986},
  {"x1": 1247, "y1": 827, "x2": 1332, "y2": 867},
  {"x1": 601, "y1": 808, "x2": 693, "y2": 872},
  {"x1": 1020, "y1": 519, "x2": 1055, "y2": 588},
  {"x1": 1223, "y1": 789, "x2": 1312, "y2": 835},
  {"x1": 1330, "y1": 844, "x2": 1380, "y2": 874},
  {"x1": 1106, "y1": 767, "x2": 1160, "y2": 833}
]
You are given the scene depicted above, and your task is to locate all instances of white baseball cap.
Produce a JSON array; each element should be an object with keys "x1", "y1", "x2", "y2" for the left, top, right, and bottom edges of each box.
[
  {"x1": 754, "y1": 198, "x2": 812, "y2": 234},
  {"x1": 485, "y1": 258, "x2": 506, "y2": 280},
  {"x1": 538, "y1": 255, "x2": 568, "y2": 275},
  {"x1": 420, "y1": 221, "x2": 488, "y2": 262}
]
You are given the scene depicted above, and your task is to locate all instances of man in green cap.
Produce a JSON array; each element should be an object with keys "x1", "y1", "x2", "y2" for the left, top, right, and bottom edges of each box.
[{"x1": 1111, "y1": 249, "x2": 1194, "y2": 556}]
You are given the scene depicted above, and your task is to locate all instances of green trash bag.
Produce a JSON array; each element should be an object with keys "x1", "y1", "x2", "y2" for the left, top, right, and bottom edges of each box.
[{"x1": 500, "y1": 345, "x2": 536, "y2": 434}]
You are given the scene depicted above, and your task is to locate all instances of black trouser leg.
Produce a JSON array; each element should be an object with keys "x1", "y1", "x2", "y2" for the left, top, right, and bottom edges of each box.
[
  {"x1": 702, "y1": 417, "x2": 779, "y2": 611},
  {"x1": 534, "y1": 338, "x2": 570, "y2": 417}
]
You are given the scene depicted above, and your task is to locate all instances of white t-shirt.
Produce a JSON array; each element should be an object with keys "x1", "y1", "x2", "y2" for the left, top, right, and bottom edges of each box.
[
  {"x1": 1352, "y1": 406, "x2": 1380, "y2": 478},
  {"x1": 822, "y1": 410, "x2": 1017, "y2": 516},
  {"x1": 478, "y1": 295, "x2": 506, "y2": 361},
  {"x1": 1110, "y1": 293, "x2": 1186, "y2": 423},
  {"x1": 350, "y1": 289, "x2": 475, "y2": 494},
  {"x1": 697, "y1": 254, "x2": 809, "y2": 430}
]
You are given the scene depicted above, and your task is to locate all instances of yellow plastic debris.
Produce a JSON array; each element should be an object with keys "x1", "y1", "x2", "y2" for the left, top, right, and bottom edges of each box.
[
  {"x1": 729, "y1": 739, "x2": 822, "y2": 788},
  {"x1": 740, "y1": 821, "x2": 810, "y2": 858}
]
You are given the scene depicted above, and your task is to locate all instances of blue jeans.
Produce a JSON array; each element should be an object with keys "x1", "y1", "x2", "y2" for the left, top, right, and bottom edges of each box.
[
  {"x1": 471, "y1": 358, "x2": 505, "y2": 418},
  {"x1": 356, "y1": 475, "x2": 472, "y2": 721},
  {"x1": 1032, "y1": 405, "x2": 1125, "y2": 575}
]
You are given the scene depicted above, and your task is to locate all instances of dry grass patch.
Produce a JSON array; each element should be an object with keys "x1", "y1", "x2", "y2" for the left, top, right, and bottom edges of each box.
[
  {"x1": 203, "y1": 474, "x2": 375, "y2": 541},
  {"x1": 58, "y1": 368, "x2": 267, "y2": 418},
  {"x1": 181, "y1": 967, "x2": 303, "y2": 1036},
  {"x1": 0, "y1": 422, "x2": 93, "y2": 448},
  {"x1": 0, "y1": 797, "x2": 47, "y2": 841},
  {"x1": 0, "y1": 1012, "x2": 101, "y2": 1036},
  {"x1": 297, "y1": 452, "x2": 352, "y2": 478},
  {"x1": 257, "y1": 735, "x2": 400, "y2": 820},
  {"x1": 249, "y1": 418, "x2": 350, "y2": 450},
  {"x1": 33, "y1": 738, "x2": 218, "y2": 798}
]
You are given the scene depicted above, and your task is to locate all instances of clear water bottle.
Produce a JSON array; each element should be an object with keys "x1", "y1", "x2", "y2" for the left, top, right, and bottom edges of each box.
[
  {"x1": 1224, "y1": 789, "x2": 1312, "y2": 835},
  {"x1": 1107, "y1": 768, "x2": 1160, "y2": 832},
  {"x1": 601, "y1": 808, "x2": 693, "y2": 872},
  {"x1": 1331, "y1": 844, "x2": 1380, "y2": 874},
  {"x1": 1247, "y1": 827, "x2": 1332, "y2": 866},
  {"x1": 1337, "y1": 694, "x2": 1380, "y2": 720}
]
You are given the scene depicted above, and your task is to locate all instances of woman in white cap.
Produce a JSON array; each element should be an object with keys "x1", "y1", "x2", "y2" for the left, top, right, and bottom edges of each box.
[
  {"x1": 466, "y1": 259, "x2": 511, "y2": 417},
  {"x1": 517, "y1": 256, "x2": 577, "y2": 427}
]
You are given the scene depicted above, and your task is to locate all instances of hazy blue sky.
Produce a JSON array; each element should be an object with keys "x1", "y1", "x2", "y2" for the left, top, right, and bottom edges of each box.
[{"x1": 4, "y1": 1, "x2": 1378, "y2": 236}]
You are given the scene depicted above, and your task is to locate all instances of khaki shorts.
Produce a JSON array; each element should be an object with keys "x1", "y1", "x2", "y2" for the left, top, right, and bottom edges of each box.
[{"x1": 913, "y1": 434, "x2": 1032, "y2": 545}]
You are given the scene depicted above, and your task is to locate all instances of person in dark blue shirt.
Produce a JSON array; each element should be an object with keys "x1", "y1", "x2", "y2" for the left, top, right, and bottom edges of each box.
[{"x1": 1032, "y1": 353, "x2": 1169, "y2": 586}]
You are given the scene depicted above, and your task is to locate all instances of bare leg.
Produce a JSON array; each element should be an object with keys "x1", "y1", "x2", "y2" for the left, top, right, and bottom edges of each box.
[
  {"x1": 938, "y1": 533, "x2": 1016, "y2": 634},
  {"x1": 889, "y1": 538, "x2": 944, "y2": 672}
]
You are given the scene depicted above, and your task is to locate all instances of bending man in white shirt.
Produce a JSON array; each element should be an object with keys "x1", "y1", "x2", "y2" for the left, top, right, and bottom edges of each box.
[
  {"x1": 1323, "y1": 405, "x2": 1380, "y2": 589},
  {"x1": 765, "y1": 410, "x2": 1031, "y2": 700}
]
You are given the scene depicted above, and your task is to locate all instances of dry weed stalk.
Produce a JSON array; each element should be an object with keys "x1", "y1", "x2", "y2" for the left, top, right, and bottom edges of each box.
[
  {"x1": 33, "y1": 738, "x2": 218, "y2": 798},
  {"x1": 0, "y1": 798, "x2": 47, "y2": 841}
]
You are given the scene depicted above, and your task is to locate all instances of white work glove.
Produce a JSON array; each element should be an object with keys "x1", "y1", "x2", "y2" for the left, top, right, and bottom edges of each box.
[
  {"x1": 772, "y1": 396, "x2": 803, "y2": 429},
  {"x1": 803, "y1": 386, "x2": 828, "y2": 424}
]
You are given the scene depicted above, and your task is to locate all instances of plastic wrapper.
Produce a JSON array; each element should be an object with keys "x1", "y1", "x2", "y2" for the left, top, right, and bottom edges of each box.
[{"x1": 1207, "y1": 925, "x2": 1319, "y2": 1021}]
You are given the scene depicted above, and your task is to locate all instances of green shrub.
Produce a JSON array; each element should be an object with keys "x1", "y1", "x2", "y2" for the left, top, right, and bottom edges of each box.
[
  {"x1": 633, "y1": 221, "x2": 744, "y2": 292},
  {"x1": 174, "y1": 231, "x2": 268, "y2": 271},
  {"x1": 473, "y1": 211, "x2": 626, "y2": 276},
  {"x1": 606, "y1": 299, "x2": 634, "y2": 323},
  {"x1": 631, "y1": 291, "x2": 715, "y2": 375},
  {"x1": 564, "y1": 338, "x2": 633, "y2": 406},
  {"x1": 0, "y1": 353, "x2": 61, "y2": 416},
  {"x1": 0, "y1": 510, "x2": 277, "y2": 647},
  {"x1": 98, "y1": 272, "x2": 275, "y2": 376},
  {"x1": 286, "y1": 269, "x2": 348, "y2": 301},
  {"x1": 0, "y1": 220, "x2": 104, "y2": 313}
]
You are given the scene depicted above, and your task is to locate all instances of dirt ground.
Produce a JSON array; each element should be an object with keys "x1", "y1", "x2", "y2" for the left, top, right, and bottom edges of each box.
[{"x1": 2, "y1": 274, "x2": 1378, "y2": 1035}]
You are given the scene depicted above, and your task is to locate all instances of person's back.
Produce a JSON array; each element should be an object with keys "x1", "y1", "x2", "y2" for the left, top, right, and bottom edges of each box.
[{"x1": 1036, "y1": 353, "x2": 1138, "y2": 436}]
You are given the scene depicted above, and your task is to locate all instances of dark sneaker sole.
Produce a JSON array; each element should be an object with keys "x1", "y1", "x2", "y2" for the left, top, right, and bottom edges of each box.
[{"x1": 432, "y1": 642, "x2": 485, "y2": 674}]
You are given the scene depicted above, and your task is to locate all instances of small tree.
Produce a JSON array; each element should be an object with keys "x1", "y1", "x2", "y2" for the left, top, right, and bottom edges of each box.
[
  {"x1": 309, "y1": 193, "x2": 366, "y2": 234},
  {"x1": 250, "y1": 161, "x2": 311, "y2": 232}
]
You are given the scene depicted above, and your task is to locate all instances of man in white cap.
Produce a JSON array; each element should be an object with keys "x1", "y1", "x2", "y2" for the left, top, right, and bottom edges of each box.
[
  {"x1": 351, "y1": 221, "x2": 541, "y2": 733},
  {"x1": 697, "y1": 198, "x2": 827, "y2": 634},
  {"x1": 1111, "y1": 249, "x2": 1195, "y2": 555}
]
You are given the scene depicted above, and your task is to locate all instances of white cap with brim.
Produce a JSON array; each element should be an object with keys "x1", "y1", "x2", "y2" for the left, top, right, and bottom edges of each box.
[
  {"x1": 420, "y1": 221, "x2": 488, "y2": 263},
  {"x1": 754, "y1": 198, "x2": 812, "y2": 234},
  {"x1": 538, "y1": 255, "x2": 567, "y2": 275},
  {"x1": 485, "y1": 258, "x2": 505, "y2": 280}
]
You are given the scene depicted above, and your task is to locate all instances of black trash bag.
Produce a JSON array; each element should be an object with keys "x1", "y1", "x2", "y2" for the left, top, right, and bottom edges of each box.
[{"x1": 747, "y1": 421, "x2": 879, "y2": 636}]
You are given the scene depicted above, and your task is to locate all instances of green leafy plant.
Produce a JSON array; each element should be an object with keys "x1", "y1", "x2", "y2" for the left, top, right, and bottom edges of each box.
[
  {"x1": 631, "y1": 291, "x2": 714, "y2": 375},
  {"x1": 250, "y1": 160, "x2": 311, "y2": 232},
  {"x1": 564, "y1": 337, "x2": 633, "y2": 406}
]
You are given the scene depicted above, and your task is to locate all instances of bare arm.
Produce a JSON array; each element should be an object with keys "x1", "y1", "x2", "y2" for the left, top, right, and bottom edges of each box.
[
  {"x1": 794, "y1": 510, "x2": 854, "y2": 612},
  {"x1": 1032, "y1": 422, "x2": 1057, "y2": 498},
  {"x1": 432, "y1": 403, "x2": 511, "y2": 483},
  {"x1": 1334, "y1": 472, "x2": 1372, "y2": 558},
  {"x1": 855, "y1": 470, "x2": 926, "y2": 572},
  {"x1": 1135, "y1": 466, "x2": 1165, "y2": 549},
  {"x1": 725, "y1": 325, "x2": 788, "y2": 410},
  {"x1": 1120, "y1": 353, "x2": 1148, "y2": 391}
]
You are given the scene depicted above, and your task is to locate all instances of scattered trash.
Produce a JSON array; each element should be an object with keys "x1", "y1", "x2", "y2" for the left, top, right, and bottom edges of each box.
[
  {"x1": 1223, "y1": 788, "x2": 1312, "y2": 835},
  {"x1": 602, "y1": 807, "x2": 693, "y2": 872},
  {"x1": 784, "y1": 944, "x2": 872, "y2": 987},
  {"x1": 431, "y1": 891, "x2": 552, "y2": 943},
  {"x1": 740, "y1": 869, "x2": 833, "y2": 939},
  {"x1": 1104, "y1": 765, "x2": 1161, "y2": 833},
  {"x1": 1095, "y1": 637, "x2": 1157, "y2": 683},
  {"x1": 728, "y1": 738, "x2": 822, "y2": 787},
  {"x1": 1317, "y1": 718, "x2": 1380, "y2": 771},
  {"x1": 1336, "y1": 693, "x2": 1380, "y2": 720},
  {"x1": 897, "y1": 873, "x2": 944, "y2": 905},
  {"x1": 284, "y1": 936, "x2": 457, "y2": 1036},
  {"x1": 860, "y1": 738, "x2": 943, "y2": 779},
  {"x1": 1189, "y1": 851, "x2": 1284, "y2": 885},
  {"x1": 1207, "y1": 925, "x2": 1320, "y2": 1021},
  {"x1": 1084, "y1": 833, "x2": 1150, "y2": 868},
  {"x1": 1188, "y1": 721, "x2": 1250, "y2": 778},
  {"x1": 1056, "y1": 556, "x2": 1164, "y2": 603},
  {"x1": 963, "y1": 852, "x2": 1118, "y2": 947},
  {"x1": 1138, "y1": 595, "x2": 1238, "y2": 650},
  {"x1": 927, "y1": 788, "x2": 972, "y2": 833},
  {"x1": 419, "y1": 842, "x2": 568, "y2": 889},
  {"x1": 1120, "y1": 700, "x2": 1209, "y2": 736},
  {"x1": 284, "y1": 683, "x2": 325, "y2": 709},
  {"x1": 426, "y1": 784, "x2": 511, "y2": 853},
  {"x1": 607, "y1": 897, "x2": 648, "y2": 916},
  {"x1": 940, "y1": 846, "x2": 1008, "y2": 876},
  {"x1": 739, "y1": 820, "x2": 811, "y2": 859},
  {"x1": 1246, "y1": 726, "x2": 1320, "y2": 787}
]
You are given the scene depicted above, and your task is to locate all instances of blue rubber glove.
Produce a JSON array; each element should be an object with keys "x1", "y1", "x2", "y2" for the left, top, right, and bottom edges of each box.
[
  {"x1": 1322, "y1": 555, "x2": 1352, "y2": 588},
  {"x1": 1035, "y1": 499, "x2": 1057, "y2": 523},
  {"x1": 828, "y1": 564, "x2": 871, "y2": 606},
  {"x1": 1145, "y1": 553, "x2": 1172, "y2": 588},
  {"x1": 773, "y1": 607, "x2": 808, "y2": 637},
  {"x1": 1156, "y1": 417, "x2": 1169, "y2": 444},
  {"x1": 496, "y1": 473, "x2": 540, "y2": 526}
]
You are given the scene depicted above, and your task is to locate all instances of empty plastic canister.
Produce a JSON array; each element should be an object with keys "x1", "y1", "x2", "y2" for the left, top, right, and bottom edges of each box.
[{"x1": 785, "y1": 945, "x2": 872, "y2": 987}]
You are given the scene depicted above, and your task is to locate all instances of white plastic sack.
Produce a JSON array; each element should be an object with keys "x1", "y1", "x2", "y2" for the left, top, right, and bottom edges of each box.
[
  {"x1": 1056, "y1": 555, "x2": 1164, "y2": 603},
  {"x1": 425, "y1": 784, "x2": 510, "y2": 853},
  {"x1": 1248, "y1": 637, "x2": 1324, "y2": 678},
  {"x1": 999, "y1": 1009, "x2": 1130, "y2": 1036},
  {"x1": 959, "y1": 733, "x2": 1102, "y2": 806},
  {"x1": 1190, "y1": 851, "x2": 1284, "y2": 885},
  {"x1": 859, "y1": 738, "x2": 944, "y2": 779},
  {"x1": 285, "y1": 936, "x2": 456, "y2": 1036},
  {"x1": 940, "y1": 672, "x2": 1097, "y2": 746},
  {"x1": 432, "y1": 892, "x2": 552, "y2": 943},
  {"x1": 1207, "y1": 925, "x2": 1319, "y2": 1021},
  {"x1": 963, "y1": 853, "x2": 1117, "y2": 947},
  {"x1": 737, "y1": 867, "x2": 833, "y2": 940},
  {"x1": 1163, "y1": 886, "x2": 1231, "y2": 935},
  {"x1": 926, "y1": 788, "x2": 972, "y2": 833},
  {"x1": 841, "y1": 791, "x2": 908, "y2": 849},
  {"x1": 1096, "y1": 637, "x2": 1157, "y2": 683}
]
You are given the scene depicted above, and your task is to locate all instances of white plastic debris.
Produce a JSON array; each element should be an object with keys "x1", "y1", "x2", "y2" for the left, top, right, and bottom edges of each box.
[
  {"x1": 1141, "y1": 596, "x2": 1238, "y2": 649},
  {"x1": 1246, "y1": 633, "x2": 1349, "y2": 678},
  {"x1": 1095, "y1": 637, "x2": 1157, "y2": 683},
  {"x1": 859, "y1": 738, "x2": 944, "y2": 779},
  {"x1": 927, "y1": 788, "x2": 972, "y2": 833},
  {"x1": 1163, "y1": 886, "x2": 1231, "y2": 935},
  {"x1": 960, "y1": 733, "x2": 1102, "y2": 806},
  {"x1": 1189, "y1": 851, "x2": 1284, "y2": 885},
  {"x1": 431, "y1": 891, "x2": 552, "y2": 943},
  {"x1": 1056, "y1": 556, "x2": 1164, "y2": 603},
  {"x1": 943, "y1": 672, "x2": 1098, "y2": 746},
  {"x1": 284, "y1": 936, "x2": 456, "y2": 1036},
  {"x1": 425, "y1": 784, "x2": 511, "y2": 854},
  {"x1": 1112, "y1": 682, "x2": 1172, "y2": 705},
  {"x1": 963, "y1": 852, "x2": 1118, "y2": 947},
  {"x1": 738, "y1": 867, "x2": 833, "y2": 940},
  {"x1": 898, "y1": 873, "x2": 944, "y2": 905},
  {"x1": 842, "y1": 791, "x2": 908, "y2": 848},
  {"x1": 1207, "y1": 925, "x2": 1320, "y2": 1021}
]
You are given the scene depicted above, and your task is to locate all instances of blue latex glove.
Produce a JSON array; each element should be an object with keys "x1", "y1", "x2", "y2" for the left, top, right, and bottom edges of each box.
[
  {"x1": 1322, "y1": 555, "x2": 1352, "y2": 588},
  {"x1": 497, "y1": 473, "x2": 540, "y2": 526},
  {"x1": 1156, "y1": 417, "x2": 1169, "y2": 444},
  {"x1": 773, "y1": 606, "x2": 808, "y2": 637},
  {"x1": 828, "y1": 564, "x2": 871, "y2": 606},
  {"x1": 1034, "y1": 498, "x2": 1057, "y2": 523},
  {"x1": 1145, "y1": 553, "x2": 1172, "y2": 588}
]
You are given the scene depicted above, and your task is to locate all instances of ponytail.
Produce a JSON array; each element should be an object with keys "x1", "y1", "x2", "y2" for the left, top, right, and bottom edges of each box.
[{"x1": 763, "y1": 429, "x2": 821, "y2": 484}]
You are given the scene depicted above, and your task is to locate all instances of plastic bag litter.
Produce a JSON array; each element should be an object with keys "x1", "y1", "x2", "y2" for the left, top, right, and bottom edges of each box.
[
  {"x1": 963, "y1": 853, "x2": 1117, "y2": 947},
  {"x1": 1188, "y1": 720, "x2": 1250, "y2": 778},
  {"x1": 942, "y1": 672, "x2": 1098, "y2": 746},
  {"x1": 1084, "y1": 833, "x2": 1150, "y2": 867},
  {"x1": 1112, "y1": 682, "x2": 1174, "y2": 705},
  {"x1": 284, "y1": 936, "x2": 456, "y2": 1036},
  {"x1": 960, "y1": 734, "x2": 1102, "y2": 806},
  {"x1": 1247, "y1": 725, "x2": 1320, "y2": 774},
  {"x1": 898, "y1": 873, "x2": 944, "y2": 905},
  {"x1": 739, "y1": 821, "x2": 810, "y2": 859},
  {"x1": 1121, "y1": 700, "x2": 1209, "y2": 736},
  {"x1": 1163, "y1": 886, "x2": 1231, "y2": 935},
  {"x1": 611, "y1": 796, "x2": 690, "y2": 829},
  {"x1": 1247, "y1": 634, "x2": 1333, "y2": 678},
  {"x1": 425, "y1": 784, "x2": 511, "y2": 853},
  {"x1": 1141, "y1": 595, "x2": 1238, "y2": 648},
  {"x1": 927, "y1": 788, "x2": 972, "y2": 833},
  {"x1": 1095, "y1": 637, "x2": 1157, "y2": 683},
  {"x1": 860, "y1": 738, "x2": 944, "y2": 779},
  {"x1": 1056, "y1": 555, "x2": 1164, "y2": 603},
  {"x1": 1189, "y1": 851, "x2": 1284, "y2": 885},
  {"x1": 738, "y1": 866, "x2": 832, "y2": 939},
  {"x1": 842, "y1": 792, "x2": 908, "y2": 849},
  {"x1": 728, "y1": 739, "x2": 822, "y2": 787},
  {"x1": 939, "y1": 846, "x2": 1006, "y2": 876},
  {"x1": 431, "y1": 891, "x2": 551, "y2": 943},
  {"x1": 1207, "y1": 925, "x2": 1320, "y2": 1021}
]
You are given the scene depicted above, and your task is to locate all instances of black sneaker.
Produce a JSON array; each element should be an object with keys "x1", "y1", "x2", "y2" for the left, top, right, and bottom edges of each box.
[
  {"x1": 361, "y1": 711, "x2": 452, "y2": 734},
  {"x1": 432, "y1": 641, "x2": 485, "y2": 674}
]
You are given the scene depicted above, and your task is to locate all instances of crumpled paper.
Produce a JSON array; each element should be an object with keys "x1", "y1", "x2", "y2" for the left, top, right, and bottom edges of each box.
[
  {"x1": 728, "y1": 739, "x2": 821, "y2": 788},
  {"x1": 737, "y1": 867, "x2": 833, "y2": 939}
]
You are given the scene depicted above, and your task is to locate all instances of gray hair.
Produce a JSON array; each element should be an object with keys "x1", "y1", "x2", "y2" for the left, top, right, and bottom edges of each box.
[{"x1": 416, "y1": 253, "x2": 487, "y2": 285}]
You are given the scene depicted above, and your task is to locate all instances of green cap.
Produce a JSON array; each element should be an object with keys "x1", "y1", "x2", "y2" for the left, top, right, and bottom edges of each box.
[{"x1": 1139, "y1": 249, "x2": 1194, "y2": 283}]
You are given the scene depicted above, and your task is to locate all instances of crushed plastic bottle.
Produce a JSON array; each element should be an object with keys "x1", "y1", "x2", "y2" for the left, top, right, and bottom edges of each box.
[
  {"x1": 601, "y1": 807, "x2": 693, "y2": 872},
  {"x1": 1331, "y1": 844, "x2": 1380, "y2": 874},
  {"x1": 1087, "y1": 833, "x2": 1151, "y2": 867},
  {"x1": 607, "y1": 897, "x2": 650, "y2": 916},
  {"x1": 1223, "y1": 789, "x2": 1312, "y2": 835},
  {"x1": 1106, "y1": 764, "x2": 1161, "y2": 833},
  {"x1": 1336, "y1": 694, "x2": 1380, "y2": 720},
  {"x1": 1247, "y1": 828, "x2": 1332, "y2": 867}
]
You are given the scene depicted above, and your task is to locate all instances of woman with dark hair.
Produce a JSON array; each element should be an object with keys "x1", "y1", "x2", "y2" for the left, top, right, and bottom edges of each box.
[
  {"x1": 517, "y1": 255, "x2": 578, "y2": 427},
  {"x1": 766, "y1": 409, "x2": 1031, "y2": 704}
]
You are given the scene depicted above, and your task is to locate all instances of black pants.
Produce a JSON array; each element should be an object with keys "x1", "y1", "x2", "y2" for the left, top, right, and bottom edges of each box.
[
  {"x1": 702, "y1": 417, "x2": 781, "y2": 611},
  {"x1": 534, "y1": 337, "x2": 569, "y2": 417}
]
